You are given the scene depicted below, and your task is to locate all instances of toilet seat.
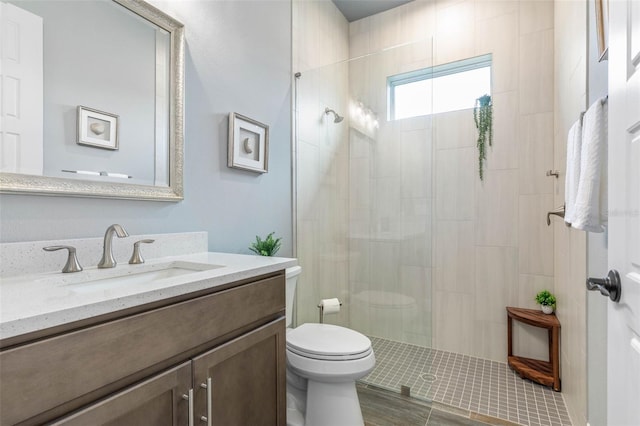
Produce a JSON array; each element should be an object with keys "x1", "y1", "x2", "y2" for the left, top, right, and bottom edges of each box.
[{"x1": 286, "y1": 323, "x2": 372, "y2": 361}]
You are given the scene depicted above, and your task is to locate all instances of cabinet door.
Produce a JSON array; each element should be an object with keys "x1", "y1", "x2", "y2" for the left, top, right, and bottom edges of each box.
[
  {"x1": 50, "y1": 362, "x2": 191, "y2": 426},
  {"x1": 192, "y1": 318, "x2": 286, "y2": 426}
]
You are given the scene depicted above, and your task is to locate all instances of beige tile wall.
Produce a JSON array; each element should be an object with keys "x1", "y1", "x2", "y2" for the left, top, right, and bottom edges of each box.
[
  {"x1": 554, "y1": 0, "x2": 588, "y2": 424},
  {"x1": 293, "y1": 0, "x2": 351, "y2": 327}
]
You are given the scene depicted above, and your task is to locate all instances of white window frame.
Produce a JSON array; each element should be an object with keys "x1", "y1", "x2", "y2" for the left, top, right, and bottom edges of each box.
[{"x1": 387, "y1": 54, "x2": 492, "y2": 120}]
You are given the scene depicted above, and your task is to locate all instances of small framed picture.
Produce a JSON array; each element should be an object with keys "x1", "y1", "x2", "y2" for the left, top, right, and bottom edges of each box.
[
  {"x1": 77, "y1": 106, "x2": 119, "y2": 150},
  {"x1": 228, "y1": 112, "x2": 269, "y2": 173}
]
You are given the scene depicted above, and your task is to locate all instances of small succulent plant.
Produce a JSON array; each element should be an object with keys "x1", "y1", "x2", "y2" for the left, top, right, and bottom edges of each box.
[
  {"x1": 249, "y1": 232, "x2": 282, "y2": 256},
  {"x1": 535, "y1": 290, "x2": 556, "y2": 308}
]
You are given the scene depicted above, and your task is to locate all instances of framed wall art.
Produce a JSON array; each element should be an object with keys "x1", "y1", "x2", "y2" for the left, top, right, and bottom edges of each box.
[
  {"x1": 77, "y1": 106, "x2": 119, "y2": 150},
  {"x1": 228, "y1": 112, "x2": 269, "y2": 173}
]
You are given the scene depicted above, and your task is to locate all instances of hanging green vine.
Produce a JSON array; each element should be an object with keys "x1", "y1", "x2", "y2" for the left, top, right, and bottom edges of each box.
[{"x1": 473, "y1": 94, "x2": 493, "y2": 181}]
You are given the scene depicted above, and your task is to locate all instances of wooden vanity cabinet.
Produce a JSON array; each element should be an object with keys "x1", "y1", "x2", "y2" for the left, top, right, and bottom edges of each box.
[
  {"x1": 0, "y1": 272, "x2": 286, "y2": 426},
  {"x1": 192, "y1": 319, "x2": 286, "y2": 425}
]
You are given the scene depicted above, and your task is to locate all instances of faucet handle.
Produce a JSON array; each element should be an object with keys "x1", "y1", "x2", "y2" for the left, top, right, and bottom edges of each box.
[
  {"x1": 43, "y1": 245, "x2": 83, "y2": 273},
  {"x1": 129, "y1": 239, "x2": 155, "y2": 264}
]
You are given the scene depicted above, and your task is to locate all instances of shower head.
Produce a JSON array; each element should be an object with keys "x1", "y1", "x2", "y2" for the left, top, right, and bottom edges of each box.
[{"x1": 325, "y1": 107, "x2": 344, "y2": 123}]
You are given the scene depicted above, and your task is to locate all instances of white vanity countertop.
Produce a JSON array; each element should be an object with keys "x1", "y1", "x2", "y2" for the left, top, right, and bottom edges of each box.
[{"x1": 0, "y1": 252, "x2": 297, "y2": 341}]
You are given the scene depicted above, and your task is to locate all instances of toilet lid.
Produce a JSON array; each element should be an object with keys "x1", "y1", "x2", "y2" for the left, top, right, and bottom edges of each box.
[{"x1": 286, "y1": 323, "x2": 372, "y2": 361}]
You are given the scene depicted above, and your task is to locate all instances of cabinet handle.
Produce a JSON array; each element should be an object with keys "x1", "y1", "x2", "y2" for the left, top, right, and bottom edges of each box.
[
  {"x1": 200, "y1": 377, "x2": 212, "y2": 426},
  {"x1": 182, "y1": 389, "x2": 194, "y2": 426}
]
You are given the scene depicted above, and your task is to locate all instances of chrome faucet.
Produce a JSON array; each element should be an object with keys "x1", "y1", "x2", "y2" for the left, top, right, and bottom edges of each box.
[{"x1": 98, "y1": 224, "x2": 129, "y2": 268}]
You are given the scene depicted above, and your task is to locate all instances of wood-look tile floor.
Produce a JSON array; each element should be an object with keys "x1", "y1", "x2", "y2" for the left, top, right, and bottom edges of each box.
[{"x1": 358, "y1": 384, "x2": 502, "y2": 426}]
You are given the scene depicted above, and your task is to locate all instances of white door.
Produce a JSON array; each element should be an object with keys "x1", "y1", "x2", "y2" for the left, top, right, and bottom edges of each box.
[
  {"x1": 0, "y1": 2, "x2": 43, "y2": 175},
  {"x1": 607, "y1": 0, "x2": 640, "y2": 424}
]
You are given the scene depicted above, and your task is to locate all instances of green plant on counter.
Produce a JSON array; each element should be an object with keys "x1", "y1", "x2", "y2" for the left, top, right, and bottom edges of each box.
[
  {"x1": 535, "y1": 290, "x2": 556, "y2": 308},
  {"x1": 249, "y1": 232, "x2": 282, "y2": 256},
  {"x1": 473, "y1": 94, "x2": 493, "y2": 181}
]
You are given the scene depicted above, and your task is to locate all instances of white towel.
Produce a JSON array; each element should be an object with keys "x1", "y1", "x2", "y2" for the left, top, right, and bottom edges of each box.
[
  {"x1": 564, "y1": 119, "x2": 583, "y2": 224},
  {"x1": 572, "y1": 98, "x2": 608, "y2": 232}
]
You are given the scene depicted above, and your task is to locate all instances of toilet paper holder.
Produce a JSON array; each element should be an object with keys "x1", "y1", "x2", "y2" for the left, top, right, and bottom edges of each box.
[{"x1": 317, "y1": 299, "x2": 342, "y2": 323}]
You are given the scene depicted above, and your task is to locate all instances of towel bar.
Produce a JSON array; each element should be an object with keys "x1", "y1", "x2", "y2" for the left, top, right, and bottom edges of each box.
[
  {"x1": 546, "y1": 204, "x2": 569, "y2": 226},
  {"x1": 577, "y1": 96, "x2": 607, "y2": 124}
]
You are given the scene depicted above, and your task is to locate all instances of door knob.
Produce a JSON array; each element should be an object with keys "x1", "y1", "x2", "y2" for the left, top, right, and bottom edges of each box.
[{"x1": 586, "y1": 270, "x2": 621, "y2": 302}]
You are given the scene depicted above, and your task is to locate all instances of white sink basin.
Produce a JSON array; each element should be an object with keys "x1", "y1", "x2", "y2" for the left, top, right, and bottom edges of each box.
[{"x1": 64, "y1": 261, "x2": 224, "y2": 294}]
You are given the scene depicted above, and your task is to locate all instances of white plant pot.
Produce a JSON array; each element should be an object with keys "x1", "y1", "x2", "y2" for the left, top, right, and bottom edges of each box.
[{"x1": 541, "y1": 305, "x2": 554, "y2": 314}]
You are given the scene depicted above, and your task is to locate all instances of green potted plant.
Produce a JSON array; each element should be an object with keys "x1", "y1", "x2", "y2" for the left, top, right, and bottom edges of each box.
[
  {"x1": 535, "y1": 290, "x2": 556, "y2": 314},
  {"x1": 249, "y1": 232, "x2": 282, "y2": 257},
  {"x1": 473, "y1": 94, "x2": 493, "y2": 181}
]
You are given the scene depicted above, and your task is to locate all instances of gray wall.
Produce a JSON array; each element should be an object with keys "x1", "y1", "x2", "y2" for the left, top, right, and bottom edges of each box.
[
  {"x1": 15, "y1": 0, "x2": 158, "y2": 184},
  {"x1": 0, "y1": 0, "x2": 293, "y2": 257}
]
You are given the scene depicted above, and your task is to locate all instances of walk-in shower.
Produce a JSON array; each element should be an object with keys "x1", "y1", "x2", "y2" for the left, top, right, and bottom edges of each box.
[
  {"x1": 293, "y1": 1, "x2": 569, "y2": 425},
  {"x1": 293, "y1": 48, "x2": 570, "y2": 426}
]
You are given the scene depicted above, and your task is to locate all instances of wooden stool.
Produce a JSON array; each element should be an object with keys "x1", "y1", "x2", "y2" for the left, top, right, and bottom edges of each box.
[{"x1": 506, "y1": 307, "x2": 561, "y2": 391}]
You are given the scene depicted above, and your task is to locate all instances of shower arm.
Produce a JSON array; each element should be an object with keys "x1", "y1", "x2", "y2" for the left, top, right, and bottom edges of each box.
[{"x1": 324, "y1": 107, "x2": 344, "y2": 123}]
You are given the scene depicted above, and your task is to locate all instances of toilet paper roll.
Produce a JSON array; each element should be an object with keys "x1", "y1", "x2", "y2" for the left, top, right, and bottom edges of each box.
[{"x1": 320, "y1": 298, "x2": 341, "y2": 315}]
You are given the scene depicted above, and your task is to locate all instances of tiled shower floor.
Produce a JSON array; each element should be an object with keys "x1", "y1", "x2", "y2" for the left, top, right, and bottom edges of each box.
[{"x1": 360, "y1": 337, "x2": 572, "y2": 426}]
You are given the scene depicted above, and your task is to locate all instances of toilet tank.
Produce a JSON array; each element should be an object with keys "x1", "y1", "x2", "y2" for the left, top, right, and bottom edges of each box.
[{"x1": 285, "y1": 266, "x2": 302, "y2": 328}]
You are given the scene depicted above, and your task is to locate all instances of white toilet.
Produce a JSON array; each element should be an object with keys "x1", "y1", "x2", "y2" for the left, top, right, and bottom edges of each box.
[{"x1": 285, "y1": 266, "x2": 376, "y2": 426}]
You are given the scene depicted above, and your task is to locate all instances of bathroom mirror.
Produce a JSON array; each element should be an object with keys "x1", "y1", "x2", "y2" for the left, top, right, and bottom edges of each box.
[{"x1": 0, "y1": 0, "x2": 184, "y2": 201}]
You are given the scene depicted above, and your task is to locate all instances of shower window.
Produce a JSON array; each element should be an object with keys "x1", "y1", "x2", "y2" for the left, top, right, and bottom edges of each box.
[{"x1": 388, "y1": 54, "x2": 492, "y2": 120}]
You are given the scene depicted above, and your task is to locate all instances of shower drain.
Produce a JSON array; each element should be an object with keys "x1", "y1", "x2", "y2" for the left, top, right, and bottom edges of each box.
[{"x1": 419, "y1": 373, "x2": 437, "y2": 382}]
